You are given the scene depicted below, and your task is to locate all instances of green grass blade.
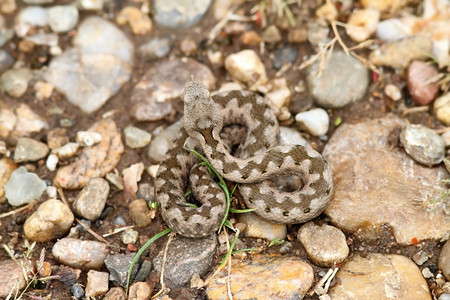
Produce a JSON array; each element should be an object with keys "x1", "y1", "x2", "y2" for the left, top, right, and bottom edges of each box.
[{"x1": 126, "y1": 228, "x2": 173, "y2": 295}]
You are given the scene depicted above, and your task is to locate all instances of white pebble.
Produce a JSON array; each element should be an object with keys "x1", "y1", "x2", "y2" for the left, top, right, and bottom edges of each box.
[
  {"x1": 376, "y1": 18, "x2": 412, "y2": 42},
  {"x1": 79, "y1": 0, "x2": 104, "y2": 10},
  {"x1": 295, "y1": 108, "x2": 330, "y2": 136},
  {"x1": 384, "y1": 84, "x2": 402, "y2": 101},
  {"x1": 147, "y1": 165, "x2": 159, "y2": 178},
  {"x1": 53, "y1": 142, "x2": 79, "y2": 159},
  {"x1": 47, "y1": 5, "x2": 79, "y2": 33},
  {"x1": 46, "y1": 153, "x2": 59, "y2": 171},
  {"x1": 46, "y1": 185, "x2": 57, "y2": 198},
  {"x1": 76, "y1": 131, "x2": 102, "y2": 147}
]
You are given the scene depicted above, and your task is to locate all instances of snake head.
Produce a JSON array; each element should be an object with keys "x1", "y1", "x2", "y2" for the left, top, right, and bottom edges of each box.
[{"x1": 183, "y1": 75, "x2": 222, "y2": 138}]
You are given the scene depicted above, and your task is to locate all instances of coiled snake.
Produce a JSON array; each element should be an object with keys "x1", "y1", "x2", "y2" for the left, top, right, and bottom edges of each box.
[{"x1": 155, "y1": 76, "x2": 334, "y2": 238}]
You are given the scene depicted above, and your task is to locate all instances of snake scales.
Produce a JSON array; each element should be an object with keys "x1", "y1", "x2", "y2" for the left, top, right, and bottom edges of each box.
[{"x1": 155, "y1": 76, "x2": 334, "y2": 238}]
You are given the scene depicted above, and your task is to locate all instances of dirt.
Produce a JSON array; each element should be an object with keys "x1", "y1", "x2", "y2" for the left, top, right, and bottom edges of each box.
[{"x1": 0, "y1": 0, "x2": 446, "y2": 299}]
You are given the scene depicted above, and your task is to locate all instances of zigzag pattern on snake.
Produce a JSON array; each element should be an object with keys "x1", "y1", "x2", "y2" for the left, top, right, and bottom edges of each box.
[{"x1": 155, "y1": 76, "x2": 334, "y2": 238}]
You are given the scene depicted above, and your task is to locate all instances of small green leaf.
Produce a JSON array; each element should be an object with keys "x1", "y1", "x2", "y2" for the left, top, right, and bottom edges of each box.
[
  {"x1": 334, "y1": 117, "x2": 342, "y2": 127},
  {"x1": 268, "y1": 238, "x2": 285, "y2": 247},
  {"x1": 148, "y1": 201, "x2": 159, "y2": 210}
]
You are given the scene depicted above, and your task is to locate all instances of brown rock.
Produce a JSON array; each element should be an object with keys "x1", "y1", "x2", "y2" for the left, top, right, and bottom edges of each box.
[
  {"x1": 323, "y1": 116, "x2": 449, "y2": 245},
  {"x1": 329, "y1": 253, "x2": 431, "y2": 299},
  {"x1": 129, "y1": 199, "x2": 152, "y2": 228},
  {"x1": 116, "y1": 6, "x2": 152, "y2": 35},
  {"x1": 24, "y1": 199, "x2": 74, "y2": 242},
  {"x1": 206, "y1": 255, "x2": 313, "y2": 299},
  {"x1": 53, "y1": 119, "x2": 124, "y2": 189},
  {"x1": 0, "y1": 260, "x2": 27, "y2": 298},
  {"x1": 104, "y1": 287, "x2": 127, "y2": 300},
  {"x1": 287, "y1": 28, "x2": 308, "y2": 43},
  {"x1": 407, "y1": 60, "x2": 440, "y2": 105},
  {"x1": 52, "y1": 238, "x2": 110, "y2": 270},
  {"x1": 85, "y1": 270, "x2": 109, "y2": 298},
  {"x1": 72, "y1": 177, "x2": 110, "y2": 220},
  {"x1": 47, "y1": 128, "x2": 69, "y2": 150},
  {"x1": 128, "y1": 282, "x2": 154, "y2": 300},
  {"x1": 180, "y1": 38, "x2": 197, "y2": 56},
  {"x1": 239, "y1": 31, "x2": 262, "y2": 45}
]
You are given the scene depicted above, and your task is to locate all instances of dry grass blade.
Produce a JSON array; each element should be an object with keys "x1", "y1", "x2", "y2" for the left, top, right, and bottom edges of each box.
[
  {"x1": 75, "y1": 219, "x2": 110, "y2": 246},
  {"x1": 152, "y1": 231, "x2": 175, "y2": 299},
  {"x1": 0, "y1": 201, "x2": 37, "y2": 219}
]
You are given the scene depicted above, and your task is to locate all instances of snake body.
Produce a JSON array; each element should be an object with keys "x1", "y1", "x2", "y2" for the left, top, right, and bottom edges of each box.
[{"x1": 155, "y1": 77, "x2": 334, "y2": 238}]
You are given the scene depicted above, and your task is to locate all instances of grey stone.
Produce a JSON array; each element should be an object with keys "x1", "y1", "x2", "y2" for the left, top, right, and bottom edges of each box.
[
  {"x1": 124, "y1": 126, "x2": 151, "y2": 149},
  {"x1": 14, "y1": 137, "x2": 49, "y2": 163},
  {"x1": 138, "y1": 37, "x2": 172, "y2": 61},
  {"x1": 134, "y1": 260, "x2": 152, "y2": 282},
  {"x1": 306, "y1": 51, "x2": 368, "y2": 108},
  {"x1": 105, "y1": 253, "x2": 139, "y2": 286},
  {"x1": 71, "y1": 283, "x2": 85, "y2": 299},
  {"x1": 272, "y1": 46, "x2": 298, "y2": 70},
  {"x1": 72, "y1": 177, "x2": 109, "y2": 221},
  {"x1": 52, "y1": 238, "x2": 109, "y2": 270},
  {"x1": 0, "y1": 67, "x2": 33, "y2": 98},
  {"x1": 153, "y1": 234, "x2": 218, "y2": 288},
  {"x1": 5, "y1": 167, "x2": 47, "y2": 206},
  {"x1": 154, "y1": 0, "x2": 212, "y2": 29}
]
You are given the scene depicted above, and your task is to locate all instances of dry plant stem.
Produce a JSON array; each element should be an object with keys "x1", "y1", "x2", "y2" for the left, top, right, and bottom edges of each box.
[
  {"x1": 226, "y1": 229, "x2": 233, "y2": 300},
  {"x1": 75, "y1": 219, "x2": 110, "y2": 246},
  {"x1": 56, "y1": 187, "x2": 70, "y2": 207},
  {"x1": 310, "y1": 267, "x2": 339, "y2": 296},
  {"x1": 102, "y1": 225, "x2": 135, "y2": 237},
  {"x1": 152, "y1": 232, "x2": 175, "y2": 299},
  {"x1": 330, "y1": 20, "x2": 348, "y2": 55},
  {"x1": 0, "y1": 201, "x2": 36, "y2": 219},
  {"x1": 400, "y1": 106, "x2": 429, "y2": 117}
]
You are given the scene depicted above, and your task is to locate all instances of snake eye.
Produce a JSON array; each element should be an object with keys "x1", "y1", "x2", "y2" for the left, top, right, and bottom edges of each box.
[
  {"x1": 265, "y1": 207, "x2": 271, "y2": 213},
  {"x1": 303, "y1": 208, "x2": 311, "y2": 214},
  {"x1": 283, "y1": 211, "x2": 289, "y2": 217}
]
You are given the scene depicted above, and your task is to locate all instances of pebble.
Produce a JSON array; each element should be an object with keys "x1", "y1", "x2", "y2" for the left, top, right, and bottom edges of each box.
[
  {"x1": 12, "y1": 104, "x2": 48, "y2": 140},
  {"x1": 0, "y1": 0, "x2": 16, "y2": 14},
  {"x1": 272, "y1": 46, "x2": 298, "y2": 70},
  {"x1": 0, "y1": 260, "x2": 27, "y2": 298},
  {"x1": 47, "y1": 5, "x2": 78, "y2": 32},
  {"x1": 180, "y1": 38, "x2": 197, "y2": 56},
  {"x1": 412, "y1": 251, "x2": 429, "y2": 266},
  {"x1": 0, "y1": 67, "x2": 33, "y2": 98},
  {"x1": 0, "y1": 27, "x2": 14, "y2": 48},
  {"x1": 122, "y1": 162, "x2": 144, "y2": 201},
  {"x1": 323, "y1": 116, "x2": 450, "y2": 245},
  {"x1": 224, "y1": 50, "x2": 267, "y2": 90},
  {"x1": 384, "y1": 84, "x2": 402, "y2": 101},
  {"x1": 46, "y1": 153, "x2": 58, "y2": 171},
  {"x1": 44, "y1": 16, "x2": 133, "y2": 114},
  {"x1": 237, "y1": 212, "x2": 287, "y2": 241},
  {"x1": 206, "y1": 256, "x2": 314, "y2": 299},
  {"x1": 0, "y1": 158, "x2": 17, "y2": 202},
  {"x1": 265, "y1": 78, "x2": 292, "y2": 109},
  {"x1": 5, "y1": 166, "x2": 46, "y2": 206},
  {"x1": 295, "y1": 108, "x2": 330, "y2": 136},
  {"x1": 0, "y1": 50, "x2": 14, "y2": 74},
  {"x1": 153, "y1": 234, "x2": 217, "y2": 288},
  {"x1": 138, "y1": 37, "x2": 172, "y2": 61},
  {"x1": 422, "y1": 267, "x2": 434, "y2": 279},
  {"x1": 103, "y1": 287, "x2": 126, "y2": 300},
  {"x1": 106, "y1": 172, "x2": 124, "y2": 191},
  {"x1": 134, "y1": 260, "x2": 152, "y2": 282},
  {"x1": 53, "y1": 142, "x2": 79, "y2": 159},
  {"x1": 15, "y1": 6, "x2": 49, "y2": 36},
  {"x1": 153, "y1": 0, "x2": 212, "y2": 29},
  {"x1": 346, "y1": 7, "x2": 380, "y2": 42},
  {"x1": 361, "y1": 0, "x2": 406, "y2": 11},
  {"x1": 54, "y1": 119, "x2": 124, "y2": 189},
  {"x1": 34, "y1": 81, "x2": 54, "y2": 100},
  {"x1": 406, "y1": 60, "x2": 440, "y2": 105},
  {"x1": 306, "y1": 51, "x2": 368, "y2": 108},
  {"x1": 85, "y1": 270, "x2": 109, "y2": 298},
  {"x1": 399, "y1": 124, "x2": 445, "y2": 166},
  {"x1": 439, "y1": 239, "x2": 450, "y2": 280},
  {"x1": 14, "y1": 137, "x2": 49, "y2": 163},
  {"x1": 128, "y1": 282, "x2": 154, "y2": 300},
  {"x1": 71, "y1": 284, "x2": 85, "y2": 299},
  {"x1": 369, "y1": 35, "x2": 433, "y2": 69},
  {"x1": 24, "y1": 199, "x2": 74, "y2": 242},
  {"x1": 105, "y1": 253, "x2": 139, "y2": 286},
  {"x1": 124, "y1": 126, "x2": 152, "y2": 148},
  {"x1": 329, "y1": 253, "x2": 432, "y2": 299},
  {"x1": 121, "y1": 228, "x2": 139, "y2": 245},
  {"x1": 434, "y1": 93, "x2": 450, "y2": 125},
  {"x1": 76, "y1": 130, "x2": 102, "y2": 147},
  {"x1": 297, "y1": 222, "x2": 349, "y2": 267},
  {"x1": 262, "y1": 25, "x2": 281, "y2": 43},
  {"x1": 279, "y1": 127, "x2": 307, "y2": 146},
  {"x1": 79, "y1": 0, "x2": 104, "y2": 10},
  {"x1": 129, "y1": 199, "x2": 153, "y2": 228},
  {"x1": 376, "y1": 19, "x2": 412, "y2": 42},
  {"x1": 307, "y1": 20, "x2": 329, "y2": 46},
  {"x1": 52, "y1": 238, "x2": 109, "y2": 270},
  {"x1": 131, "y1": 58, "x2": 215, "y2": 121},
  {"x1": 116, "y1": 6, "x2": 152, "y2": 35},
  {"x1": 72, "y1": 177, "x2": 109, "y2": 221},
  {"x1": 239, "y1": 31, "x2": 262, "y2": 45},
  {"x1": 287, "y1": 28, "x2": 308, "y2": 43}
]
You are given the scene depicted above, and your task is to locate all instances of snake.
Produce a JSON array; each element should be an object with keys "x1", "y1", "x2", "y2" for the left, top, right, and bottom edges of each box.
[{"x1": 155, "y1": 76, "x2": 334, "y2": 238}]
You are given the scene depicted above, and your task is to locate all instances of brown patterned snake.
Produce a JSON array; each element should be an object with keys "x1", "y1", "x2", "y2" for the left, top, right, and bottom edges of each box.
[{"x1": 155, "y1": 76, "x2": 334, "y2": 238}]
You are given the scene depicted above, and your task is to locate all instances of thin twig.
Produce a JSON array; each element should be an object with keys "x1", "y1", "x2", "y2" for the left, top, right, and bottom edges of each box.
[
  {"x1": 102, "y1": 225, "x2": 135, "y2": 238},
  {"x1": 152, "y1": 231, "x2": 175, "y2": 299},
  {"x1": 75, "y1": 219, "x2": 110, "y2": 246},
  {"x1": 0, "y1": 201, "x2": 37, "y2": 219}
]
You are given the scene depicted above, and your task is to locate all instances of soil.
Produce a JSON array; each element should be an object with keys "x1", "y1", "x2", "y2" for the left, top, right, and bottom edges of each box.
[{"x1": 0, "y1": 0, "x2": 446, "y2": 299}]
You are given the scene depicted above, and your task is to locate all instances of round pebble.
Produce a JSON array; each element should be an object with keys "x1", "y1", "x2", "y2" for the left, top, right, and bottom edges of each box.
[
  {"x1": 306, "y1": 51, "x2": 369, "y2": 108},
  {"x1": 384, "y1": 84, "x2": 402, "y2": 101},
  {"x1": 47, "y1": 5, "x2": 79, "y2": 33},
  {"x1": 297, "y1": 222, "x2": 349, "y2": 267},
  {"x1": 237, "y1": 212, "x2": 287, "y2": 241},
  {"x1": 407, "y1": 60, "x2": 440, "y2": 105},
  {"x1": 124, "y1": 126, "x2": 152, "y2": 148},
  {"x1": 52, "y1": 238, "x2": 109, "y2": 270},
  {"x1": 71, "y1": 283, "x2": 85, "y2": 299},
  {"x1": 14, "y1": 137, "x2": 49, "y2": 163},
  {"x1": 76, "y1": 131, "x2": 102, "y2": 147},
  {"x1": 138, "y1": 37, "x2": 172, "y2": 61},
  {"x1": 0, "y1": 67, "x2": 33, "y2": 98},
  {"x1": 180, "y1": 38, "x2": 197, "y2": 56},
  {"x1": 24, "y1": 199, "x2": 74, "y2": 242},
  {"x1": 154, "y1": 0, "x2": 212, "y2": 29},
  {"x1": 399, "y1": 124, "x2": 445, "y2": 166},
  {"x1": 120, "y1": 228, "x2": 139, "y2": 245},
  {"x1": 434, "y1": 93, "x2": 450, "y2": 126},
  {"x1": 295, "y1": 108, "x2": 330, "y2": 136},
  {"x1": 129, "y1": 199, "x2": 153, "y2": 228},
  {"x1": 346, "y1": 7, "x2": 379, "y2": 42},
  {"x1": 5, "y1": 166, "x2": 47, "y2": 206},
  {"x1": 224, "y1": 49, "x2": 267, "y2": 90}
]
